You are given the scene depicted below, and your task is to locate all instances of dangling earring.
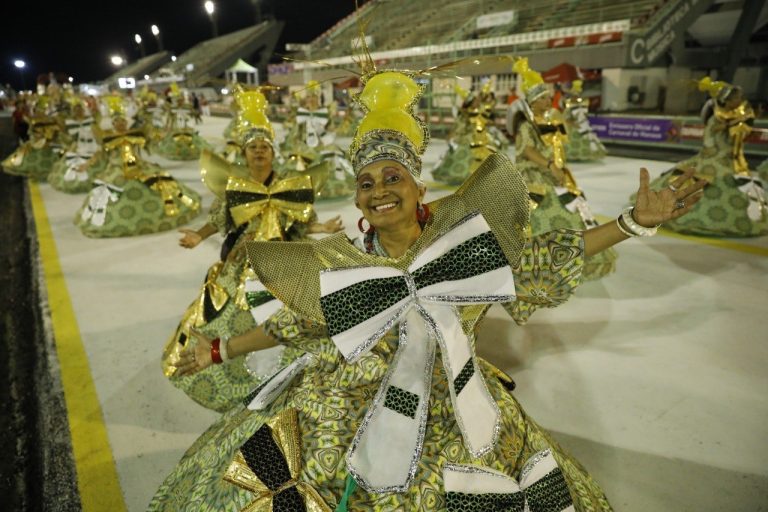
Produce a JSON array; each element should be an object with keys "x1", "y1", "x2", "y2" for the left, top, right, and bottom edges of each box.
[
  {"x1": 357, "y1": 216, "x2": 374, "y2": 234},
  {"x1": 416, "y1": 203, "x2": 431, "y2": 224}
]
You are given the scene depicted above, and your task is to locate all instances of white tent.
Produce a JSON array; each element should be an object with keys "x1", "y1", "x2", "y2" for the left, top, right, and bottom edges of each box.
[{"x1": 225, "y1": 59, "x2": 259, "y2": 85}]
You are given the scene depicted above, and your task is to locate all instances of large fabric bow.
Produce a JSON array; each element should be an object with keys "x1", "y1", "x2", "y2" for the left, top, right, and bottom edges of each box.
[
  {"x1": 319, "y1": 212, "x2": 516, "y2": 493},
  {"x1": 443, "y1": 450, "x2": 575, "y2": 512},
  {"x1": 226, "y1": 175, "x2": 314, "y2": 241},
  {"x1": 225, "y1": 408, "x2": 331, "y2": 512},
  {"x1": 143, "y1": 175, "x2": 198, "y2": 217}
]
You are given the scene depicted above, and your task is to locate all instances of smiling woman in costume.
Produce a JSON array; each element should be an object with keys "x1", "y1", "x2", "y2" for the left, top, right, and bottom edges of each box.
[
  {"x1": 148, "y1": 69, "x2": 704, "y2": 512},
  {"x1": 164, "y1": 88, "x2": 342, "y2": 413}
]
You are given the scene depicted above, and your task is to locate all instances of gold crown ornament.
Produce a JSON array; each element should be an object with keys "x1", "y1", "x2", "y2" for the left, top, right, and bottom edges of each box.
[
  {"x1": 697, "y1": 76, "x2": 738, "y2": 104},
  {"x1": 232, "y1": 84, "x2": 275, "y2": 147}
]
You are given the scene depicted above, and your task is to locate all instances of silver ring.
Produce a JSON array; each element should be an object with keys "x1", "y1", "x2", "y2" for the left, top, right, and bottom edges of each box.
[
  {"x1": 675, "y1": 200, "x2": 686, "y2": 210},
  {"x1": 668, "y1": 184, "x2": 678, "y2": 193}
]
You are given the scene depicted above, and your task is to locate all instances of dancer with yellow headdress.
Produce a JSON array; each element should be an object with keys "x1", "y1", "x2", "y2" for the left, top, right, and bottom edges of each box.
[
  {"x1": 282, "y1": 79, "x2": 356, "y2": 200},
  {"x1": 47, "y1": 94, "x2": 107, "y2": 193},
  {"x1": 148, "y1": 55, "x2": 706, "y2": 510},
  {"x1": 632, "y1": 77, "x2": 767, "y2": 236},
  {"x1": 2, "y1": 95, "x2": 67, "y2": 181},
  {"x1": 74, "y1": 94, "x2": 201, "y2": 237},
  {"x1": 153, "y1": 82, "x2": 211, "y2": 160},
  {"x1": 509, "y1": 58, "x2": 616, "y2": 280},
  {"x1": 165, "y1": 90, "x2": 343, "y2": 413},
  {"x1": 561, "y1": 80, "x2": 607, "y2": 162},
  {"x1": 433, "y1": 81, "x2": 507, "y2": 185}
]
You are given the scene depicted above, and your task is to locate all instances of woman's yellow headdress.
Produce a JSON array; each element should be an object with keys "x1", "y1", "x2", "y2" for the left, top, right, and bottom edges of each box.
[
  {"x1": 350, "y1": 71, "x2": 428, "y2": 178},
  {"x1": 697, "y1": 76, "x2": 737, "y2": 103},
  {"x1": 103, "y1": 94, "x2": 126, "y2": 118},
  {"x1": 513, "y1": 58, "x2": 549, "y2": 104},
  {"x1": 233, "y1": 84, "x2": 275, "y2": 147}
]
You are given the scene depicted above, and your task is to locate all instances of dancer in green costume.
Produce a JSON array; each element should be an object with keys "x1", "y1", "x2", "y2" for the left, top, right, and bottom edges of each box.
[
  {"x1": 153, "y1": 83, "x2": 211, "y2": 161},
  {"x1": 48, "y1": 97, "x2": 106, "y2": 193},
  {"x1": 433, "y1": 82, "x2": 506, "y2": 186},
  {"x1": 166, "y1": 88, "x2": 343, "y2": 412},
  {"x1": 74, "y1": 95, "x2": 201, "y2": 238},
  {"x1": 282, "y1": 80, "x2": 356, "y2": 200},
  {"x1": 148, "y1": 69, "x2": 705, "y2": 512},
  {"x1": 633, "y1": 77, "x2": 767, "y2": 237},
  {"x1": 510, "y1": 58, "x2": 617, "y2": 280},
  {"x1": 561, "y1": 80, "x2": 607, "y2": 162},
  {"x1": 2, "y1": 95, "x2": 66, "y2": 181}
]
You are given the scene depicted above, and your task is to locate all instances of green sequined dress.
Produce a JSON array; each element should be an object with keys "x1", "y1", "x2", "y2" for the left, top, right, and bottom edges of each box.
[
  {"x1": 148, "y1": 229, "x2": 612, "y2": 512},
  {"x1": 74, "y1": 132, "x2": 201, "y2": 238},
  {"x1": 163, "y1": 194, "x2": 315, "y2": 413},
  {"x1": 634, "y1": 116, "x2": 768, "y2": 237},
  {"x1": 516, "y1": 121, "x2": 617, "y2": 280}
]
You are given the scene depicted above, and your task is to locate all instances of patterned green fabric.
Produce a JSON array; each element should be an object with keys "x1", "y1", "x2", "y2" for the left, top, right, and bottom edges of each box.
[
  {"x1": 73, "y1": 153, "x2": 201, "y2": 238},
  {"x1": 166, "y1": 200, "x2": 317, "y2": 412},
  {"x1": 153, "y1": 132, "x2": 211, "y2": 161},
  {"x1": 2, "y1": 144, "x2": 60, "y2": 181},
  {"x1": 564, "y1": 127, "x2": 606, "y2": 162},
  {"x1": 149, "y1": 231, "x2": 612, "y2": 512},
  {"x1": 634, "y1": 116, "x2": 768, "y2": 237},
  {"x1": 432, "y1": 136, "x2": 479, "y2": 186},
  {"x1": 48, "y1": 151, "x2": 108, "y2": 193},
  {"x1": 515, "y1": 121, "x2": 617, "y2": 281}
]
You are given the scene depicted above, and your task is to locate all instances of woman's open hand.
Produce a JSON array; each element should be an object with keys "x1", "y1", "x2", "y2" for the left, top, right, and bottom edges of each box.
[
  {"x1": 633, "y1": 168, "x2": 706, "y2": 227},
  {"x1": 175, "y1": 329, "x2": 214, "y2": 377}
]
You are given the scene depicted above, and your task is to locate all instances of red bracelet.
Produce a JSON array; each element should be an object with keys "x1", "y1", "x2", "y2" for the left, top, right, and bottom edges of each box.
[{"x1": 210, "y1": 338, "x2": 223, "y2": 364}]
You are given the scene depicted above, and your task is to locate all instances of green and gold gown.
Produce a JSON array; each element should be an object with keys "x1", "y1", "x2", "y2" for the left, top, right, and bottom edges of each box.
[
  {"x1": 515, "y1": 117, "x2": 616, "y2": 280},
  {"x1": 2, "y1": 116, "x2": 65, "y2": 181},
  {"x1": 162, "y1": 157, "x2": 317, "y2": 413},
  {"x1": 48, "y1": 116, "x2": 106, "y2": 193},
  {"x1": 562, "y1": 96, "x2": 606, "y2": 162},
  {"x1": 153, "y1": 106, "x2": 211, "y2": 161},
  {"x1": 74, "y1": 130, "x2": 201, "y2": 237},
  {"x1": 281, "y1": 106, "x2": 356, "y2": 200},
  {"x1": 636, "y1": 102, "x2": 767, "y2": 237},
  {"x1": 148, "y1": 154, "x2": 611, "y2": 512}
]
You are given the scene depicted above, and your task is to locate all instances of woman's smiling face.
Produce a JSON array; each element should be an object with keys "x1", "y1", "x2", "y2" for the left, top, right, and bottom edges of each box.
[{"x1": 355, "y1": 160, "x2": 425, "y2": 231}]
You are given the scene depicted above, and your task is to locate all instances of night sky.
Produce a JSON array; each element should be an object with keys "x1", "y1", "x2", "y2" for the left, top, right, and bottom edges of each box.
[{"x1": 1, "y1": 0, "x2": 358, "y2": 90}]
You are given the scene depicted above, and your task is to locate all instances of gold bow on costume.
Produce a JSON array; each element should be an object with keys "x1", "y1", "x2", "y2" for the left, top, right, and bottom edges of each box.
[
  {"x1": 224, "y1": 408, "x2": 331, "y2": 512},
  {"x1": 103, "y1": 132, "x2": 148, "y2": 179},
  {"x1": 171, "y1": 131, "x2": 195, "y2": 145},
  {"x1": 715, "y1": 102, "x2": 755, "y2": 176},
  {"x1": 226, "y1": 174, "x2": 315, "y2": 241},
  {"x1": 535, "y1": 110, "x2": 580, "y2": 195},
  {"x1": 143, "y1": 174, "x2": 199, "y2": 217}
]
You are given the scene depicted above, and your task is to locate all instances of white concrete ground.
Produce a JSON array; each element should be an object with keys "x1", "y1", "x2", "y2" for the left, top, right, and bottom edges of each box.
[{"x1": 37, "y1": 116, "x2": 768, "y2": 511}]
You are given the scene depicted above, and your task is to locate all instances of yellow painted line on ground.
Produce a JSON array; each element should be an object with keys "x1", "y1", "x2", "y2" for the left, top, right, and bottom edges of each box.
[
  {"x1": 29, "y1": 183, "x2": 127, "y2": 511},
  {"x1": 595, "y1": 214, "x2": 768, "y2": 257}
]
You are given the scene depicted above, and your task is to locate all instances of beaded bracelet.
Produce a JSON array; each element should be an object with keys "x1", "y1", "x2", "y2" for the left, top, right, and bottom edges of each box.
[
  {"x1": 617, "y1": 207, "x2": 659, "y2": 237},
  {"x1": 220, "y1": 336, "x2": 231, "y2": 363}
]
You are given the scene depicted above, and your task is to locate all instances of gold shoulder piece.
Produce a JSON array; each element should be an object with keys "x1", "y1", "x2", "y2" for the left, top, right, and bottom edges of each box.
[
  {"x1": 200, "y1": 149, "x2": 249, "y2": 199},
  {"x1": 246, "y1": 153, "x2": 530, "y2": 324}
]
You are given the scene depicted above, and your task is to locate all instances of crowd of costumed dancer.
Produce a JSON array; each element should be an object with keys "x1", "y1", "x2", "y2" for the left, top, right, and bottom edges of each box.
[{"x1": 1, "y1": 47, "x2": 766, "y2": 512}]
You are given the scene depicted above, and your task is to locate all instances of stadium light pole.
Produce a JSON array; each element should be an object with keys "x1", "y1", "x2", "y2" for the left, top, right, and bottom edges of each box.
[
  {"x1": 135, "y1": 34, "x2": 146, "y2": 57},
  {"x1": 14, "y1": 59, "x2": 26, "y2": 90},
  {"x1": 204, "y1": 1, "x2": 219, "y2": 38},
  {"x1": 151, "y1": 24, "x2": 164, "y2": 51},
  {"x1": 110, "y1": 55, "x2": 125, "y2": 67}
]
